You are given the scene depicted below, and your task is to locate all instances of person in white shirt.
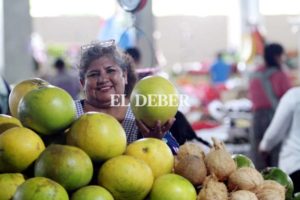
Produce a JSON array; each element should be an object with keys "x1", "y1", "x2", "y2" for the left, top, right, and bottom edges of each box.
[{"x1": 259, "y1": 87, "x2": 300, "y2": 193}]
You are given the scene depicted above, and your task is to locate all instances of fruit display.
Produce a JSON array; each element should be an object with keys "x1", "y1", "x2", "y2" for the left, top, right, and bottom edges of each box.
[
  {"x1": 172, "y1": 139, "x2": 294, "y2": 200},
  {"x1": 1, "y1": 78, "x2": 297, "y2": 200}
]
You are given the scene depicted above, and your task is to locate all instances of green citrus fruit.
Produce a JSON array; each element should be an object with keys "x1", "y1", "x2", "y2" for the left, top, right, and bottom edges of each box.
[
  {"x1": 13, "y1": 177, "x2": 68, "y2": 200},
  {"x1": 8, "y1": 78, "x2": 49, "y2": 118},
  {"x1": 130, "y1": 75, "x2": 179, "y2": 127},
  {"x1": 18, "y1": 86, "x2": 76, "y2": 135},
  {"x1": 98, "y1": 155, "x2": 154, "y2": 200},
  {"x1": 294, "y1": 192, "x2": 300, "y2": 200},
  {"x1": 150, "y1": 173, "x2": 197, "y2": 200},
  {"x1": 67, "y1": 112, "x2": 127, "y2": 162},
  {"x1": 0, "y1": 127, "x2": 45, "y2": 172},
  {"x1": 0, "y1": 114, "x2": 22, "y2": 134},
  {"x1": 125, "y1": 138, "x2": 174, "y2": 178},
  {"x1": 34, "y1": 144, "x2": 93, "y2": 191},
  {"x1": 232, "y1": 154, "x2": 255, "y2": 168},
  {"x1": 71, "y1": 185, "x2": 114, "y2": 200},
  {"x1": 261, "y1": 167, "x2": 294, "y2": 200},
  {"x1": 0, "y1": 173, "x2": 25, "y2": 200}
]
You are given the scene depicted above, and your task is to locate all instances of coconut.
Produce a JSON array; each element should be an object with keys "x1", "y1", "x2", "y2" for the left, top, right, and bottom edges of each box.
[
  {"x1": 174, "y1": 155, "x2": 207, "y2": 186},
  {"x1": 197, "y1": 175, "x2": 228, "y2": 200},
  {"x1": 205, "y1": 137, "x2": 236, "y2": 181},
  {"x1": 230, "y1": 190, "x2": 258, "y2": 200},
  {"x1": 176, "y1": 142, "x2": 204, "y2": 160},
  {"x1": 228, "y1": 167, "x2": 264, "y2": 191},
  {"x1": 255, "y1": 180, "x2": 285, "y2": 200}
]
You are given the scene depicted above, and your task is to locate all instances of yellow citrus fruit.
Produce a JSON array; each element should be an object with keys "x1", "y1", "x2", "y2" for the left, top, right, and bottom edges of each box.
[
  {"x1": 67, "y1": 112, "x2": 127, "y2": 162},
  {"x1": 0, "y1": 114, "x2": 22, "y2": 134},
  {"x1": 8, "y1": 78, "x2": 49, "y2": 118},
  {"x1": 0, "y1": 127, "x2": 45, "y2": 172},
  {"x1": 71, "y1": 185, "x2": 114, "y2": 200},
  {"x1": 125, "y1": 138, "x2": 174, "y2": 178},
  {"x1": 0, "y1": 173, "x2": 25, "y2": 200},
  {"x1": 98, "y1": 155, "x2": 154, "y2": 200},
  {"x1": 130, "y1": 75, "x2": 179, "y2": 127},
  {"x1": 150, "y1": 173, "x2": 197, "y2": 200},
  {"x1": 13, "y1": 177, "x2": 69, "y2": 200}
]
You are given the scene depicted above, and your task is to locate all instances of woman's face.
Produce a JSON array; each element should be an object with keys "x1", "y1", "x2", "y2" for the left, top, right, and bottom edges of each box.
[{"x1": 82, "y1": 56, "x2": 127, "y2": 106}]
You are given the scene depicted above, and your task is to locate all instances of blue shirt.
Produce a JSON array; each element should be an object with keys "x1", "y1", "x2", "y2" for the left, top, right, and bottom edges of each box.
[
  {"x1": 210, "y1": 59, "x2": 231, "y2": 84},
  {"x1": 75, "y1": 100, "x2": 179, "y2": 154}
]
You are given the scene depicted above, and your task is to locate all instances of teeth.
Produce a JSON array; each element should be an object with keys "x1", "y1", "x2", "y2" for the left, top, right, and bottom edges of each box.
[{"x1": 99, "y1": 86, "x2": 110, "y2": 90}]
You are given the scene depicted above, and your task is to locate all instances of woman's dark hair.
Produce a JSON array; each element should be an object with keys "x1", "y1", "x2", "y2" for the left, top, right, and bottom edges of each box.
[
  {"x1": 264, "y1": 43, "x2": 284, "y2": 69},
  {"x1": 123, "y1": 54, "x2": 137, "y2": 96},
  {"x1": 79, "y1": 40, "x2": 137, "y2": 97},
  {"x1": 125, "y1": 47, "x2": 141, "y2": 64}
]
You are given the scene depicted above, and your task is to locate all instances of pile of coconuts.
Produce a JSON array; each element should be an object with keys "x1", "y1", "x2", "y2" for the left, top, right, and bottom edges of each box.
[{"x1": 173, "y1": 137, "x2": 290, "y2": 200}]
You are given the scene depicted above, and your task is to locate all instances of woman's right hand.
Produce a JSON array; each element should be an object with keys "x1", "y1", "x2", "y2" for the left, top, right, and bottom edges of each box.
[{"x1": 136, "y1": 118, "x2": 175, "y2": 139}]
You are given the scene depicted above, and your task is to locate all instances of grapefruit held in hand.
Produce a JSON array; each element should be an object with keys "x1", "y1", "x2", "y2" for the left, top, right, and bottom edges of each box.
[{"x1": 130, "y1": 76, "x2": 179, "y2": 127}]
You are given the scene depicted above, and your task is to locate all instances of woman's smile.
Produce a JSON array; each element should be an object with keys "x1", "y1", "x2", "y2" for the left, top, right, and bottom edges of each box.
[{"x1": 96, "y1": 85, "x2": 113, "y2": 92}]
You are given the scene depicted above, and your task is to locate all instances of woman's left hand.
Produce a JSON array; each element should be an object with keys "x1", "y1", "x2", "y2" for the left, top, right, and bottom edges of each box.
[{"x1": 136, "y1": 118, "x2": 176, "y2": 139}]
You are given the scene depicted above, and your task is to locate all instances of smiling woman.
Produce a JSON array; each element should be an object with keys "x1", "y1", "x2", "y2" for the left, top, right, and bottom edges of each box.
[{"x1": 75, "y1": 39, "x2": 180, "y2": 154}]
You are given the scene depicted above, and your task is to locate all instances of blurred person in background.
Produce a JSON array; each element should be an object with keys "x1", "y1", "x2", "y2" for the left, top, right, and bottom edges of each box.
[
  {"x1": 125, "y1": 47, "x2": 141, "y2": 67},
  {"x1": 248, "y1": 42, "x2": 291, "y2": 170},
  {"x1": 259, "y1": 87, "x2": 300, "y2": 193},
  {"x1": 47, "y1": 57, "x2": 81, "y2": 99},
  {"x1": 76, "y1": 40, "x2": 179, "y2": 154},
  {"x1": 0, "y1": 76, "x2": 11, "y2": 114},
  {"x1": 210, "y1": 51, "x2": 231, "y2": 85}
]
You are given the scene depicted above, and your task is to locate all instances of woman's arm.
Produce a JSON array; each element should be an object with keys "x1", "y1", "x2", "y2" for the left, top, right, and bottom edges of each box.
[{"x1": 259, "y1": 88, "x2": 295, "y2": 152}]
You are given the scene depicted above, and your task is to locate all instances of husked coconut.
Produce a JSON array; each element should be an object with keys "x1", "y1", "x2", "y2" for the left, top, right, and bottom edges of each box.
[
  {"x1": 174, "y1": 155, "x2": 207, "y2": 186},
  {"x1": 255, "y1": 180, "x2": 285, "y2": 200},
  {"x1": 228, "y1": 167, "x2": 264, "y2": 191},
  {"x1": 197, "y1": 175, "x2": 228, "y2": 200},
  {"x1": 230, "y1": 190, "x2": 258, "y2": 200},
  {"x1": 205, "y1": 137, "x2": 236, "y2": 181},
  {"x1": 176, "y1": 142, "x2": 204, "y2": 160}
]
